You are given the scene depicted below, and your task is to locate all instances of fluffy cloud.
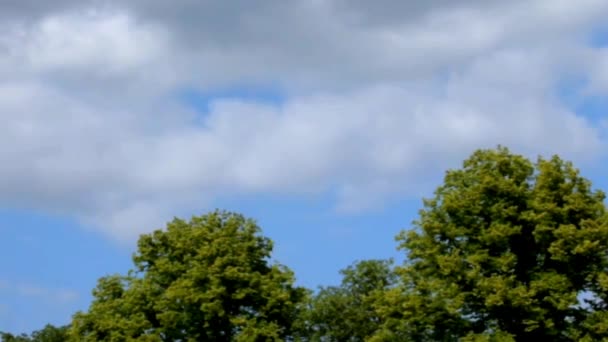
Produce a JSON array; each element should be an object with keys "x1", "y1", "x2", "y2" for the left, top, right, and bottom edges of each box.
[{"x1": 0, "y1": 0, "x2": 607, "y2": 241}]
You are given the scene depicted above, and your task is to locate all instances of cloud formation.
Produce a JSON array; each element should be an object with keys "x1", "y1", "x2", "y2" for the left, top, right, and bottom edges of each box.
[{"x1": 0, "y1": 0, "x2": 607, "y2": 241}]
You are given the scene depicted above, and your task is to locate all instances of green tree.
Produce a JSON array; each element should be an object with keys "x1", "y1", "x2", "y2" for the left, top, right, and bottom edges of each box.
[
  {"x1": 300, "y1": 259, "x2": 397, "y2": 341},
  {"x1": 0, "y1": 332, "x2": 30, "y2": 342},
  {"x1": 70, "y1": 210, "x2": 306, "y2": 341},
  {"x1": 376, "y1": 147, "x2": 608, "y2": 341},
  {"x1": 1, "y1": 324, "x2": 69, "y2": 342}
]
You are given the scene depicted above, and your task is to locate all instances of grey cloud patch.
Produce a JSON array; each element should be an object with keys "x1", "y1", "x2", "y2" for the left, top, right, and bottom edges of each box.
[
  {"x1": 329, "y1": 0, "x2": 501, "y2": 27},
  {"x1": 0, "y1": 0, "x2": 85, "y2": 20},
  {"x1": 110, "y1": 0, "x2": 608, "y2": 89},
  {"x1": 0, "y1": 1, "x2": 606, "y2": 240},
  {"x1": 6, "y1": 0, "x2": 606, "y2": 90}
]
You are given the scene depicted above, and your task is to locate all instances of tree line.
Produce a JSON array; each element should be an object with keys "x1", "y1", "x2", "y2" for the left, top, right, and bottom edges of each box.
[{"x1": 2, "y1": 147, "x2": 608, "y2": 341}]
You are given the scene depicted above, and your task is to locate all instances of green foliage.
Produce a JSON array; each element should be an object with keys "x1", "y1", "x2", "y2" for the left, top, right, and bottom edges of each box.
[
  {"x1": 0, "y1": 333, "x2": 31, "y2": 342},
  {"x1": 1, "y1": 324, "x2": 69, "y2": 342},
  {"x1": 378, "y1": 146, "x2": 608, "y2": 341},
  {"x1": 299, "y1": 259, "x2": 397, "y2": 341},
  {"x1": 69, "y1": 210, "x2": 306, "y2": 341},
  {"x1": 11, "y1": 146, "x2": 608, "y2": 341}
]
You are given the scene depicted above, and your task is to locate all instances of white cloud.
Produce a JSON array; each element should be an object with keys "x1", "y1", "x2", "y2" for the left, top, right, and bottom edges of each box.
[
  {"x1": 0, "y1": 1, "x2": 606, "y2": 241},
  {"x1": 23, "y1": 10, "x2": 166, "y2": 73}
]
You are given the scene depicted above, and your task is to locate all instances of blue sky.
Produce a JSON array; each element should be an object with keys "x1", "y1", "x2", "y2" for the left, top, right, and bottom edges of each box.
[{"x1": 2, "y1": 0, "x2": 608, "y2": 334}]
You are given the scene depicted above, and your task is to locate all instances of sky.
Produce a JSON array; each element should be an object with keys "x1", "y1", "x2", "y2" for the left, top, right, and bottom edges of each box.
[{"x1": 1, "y1": 0, "x2": 608, "y2": 334}]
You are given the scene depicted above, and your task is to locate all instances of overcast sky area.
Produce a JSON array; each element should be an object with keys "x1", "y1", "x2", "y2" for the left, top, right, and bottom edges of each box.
[{"x1": 2, "y1": 0, "x2": 608, "y2": 334}]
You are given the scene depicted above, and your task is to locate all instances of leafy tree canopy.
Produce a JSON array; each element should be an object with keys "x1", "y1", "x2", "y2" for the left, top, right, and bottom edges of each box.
[
  {"x1": 376, "y1": 146, "x2": 608, "y2": 341},
  {"x1": 10, "y1": 146, "x2": 608, "y2": 342},
  {"x1": 69, "y1": 210, "x2": 306, "y2": 341},
  {"x1": 1, "y1": 324, "x2": 69, "y2": 342},
  {"x1": 301, "y1": 259, "x2": 397, "y2": 341}
]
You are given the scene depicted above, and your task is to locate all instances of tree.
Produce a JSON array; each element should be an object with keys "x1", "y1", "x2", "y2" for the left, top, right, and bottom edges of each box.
[
  {"x1": 300, "y1": 259, "x2": 397, "y2": 341},
  {"x1": 0, "y1": 332, "x2": 30, "y2": 342},
  {"x1": 376, "y1": 147, "x2": 608, "y2": 341},
  {"x1": 70, "y1": 210, "x2": 306, "y2": 341},
  {"x1": 1, "y1": 324, "x2": 69, "y2": 342}
]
